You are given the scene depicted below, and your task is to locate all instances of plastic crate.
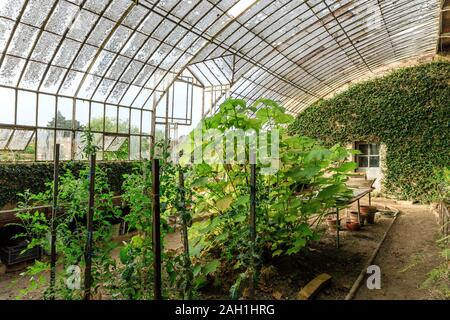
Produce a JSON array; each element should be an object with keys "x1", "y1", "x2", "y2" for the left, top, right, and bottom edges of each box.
[{"x1": 0, "y1": 241, "x2": 42, "y2": 266}]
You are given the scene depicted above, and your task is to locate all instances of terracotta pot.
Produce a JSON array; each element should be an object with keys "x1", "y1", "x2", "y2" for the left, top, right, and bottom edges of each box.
[
  {"x1": 360, "y1": 205, "x2": 377, "y2": 214},
  {"x1": 346, "y1": 220, "x2": 361, "y2": 231},
  {"x1": 366, "y1": 211, "x2": 376, "y2": 224},
  {"x1": 349, "y1": 211, "x2": 367, "y2": 225}
]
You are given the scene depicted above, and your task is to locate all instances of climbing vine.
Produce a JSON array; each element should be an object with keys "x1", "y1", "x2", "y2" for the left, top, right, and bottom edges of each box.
[{"x1": 289, "y1": 61, "x2": 450, "y2": 202}]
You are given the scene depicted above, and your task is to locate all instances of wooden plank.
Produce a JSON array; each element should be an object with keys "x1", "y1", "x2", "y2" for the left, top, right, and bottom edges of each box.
[{"x1": 297, "y1": 273, "x2": 332, "y2": 300}]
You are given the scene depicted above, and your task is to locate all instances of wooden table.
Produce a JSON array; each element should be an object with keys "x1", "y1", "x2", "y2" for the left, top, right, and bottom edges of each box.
[{"x1": 334, "y1": 186, "x2": 375, "y2": 248}]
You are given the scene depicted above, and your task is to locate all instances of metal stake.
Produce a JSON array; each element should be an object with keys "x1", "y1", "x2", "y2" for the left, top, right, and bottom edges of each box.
[
  {"x1": 84, "y1": 153, "x2": 96, "y2": 300},
  {"x1": 49, "y1": 144, "x2": 60, "y2": 299},
  {"x1": 152, "y1": 158, "x2": 162, "y2": 300}
]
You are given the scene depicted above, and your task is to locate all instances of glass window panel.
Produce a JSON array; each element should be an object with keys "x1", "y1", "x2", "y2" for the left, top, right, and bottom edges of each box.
[
  {"x1": 8, "y1": 130, "x2": 34, "y2": 151},
  {"x1": 17, "y1": 91, "x2": 36, "y2": 126},
  {"x1": 93, "y1": 132, "x2": 103, "y2": 160},
  {"x1": 105, "y1": 26, "x2": 132, "y2": 52},
  {"x1": 370, "y1": 156, "x2": 380, "y2": 168},
  {"x1": 358, "y1": 143, "x2": 369, "y2": 155},
  {"x1": 38, "y1": 94, "x2": 56, "y2": 127},
  {"x1": 36, "y1": 129, "x2": 54, "y2": 160},
  {"x1": 105, "y1": 104, "x2": 118, "y2": 133},
  {"x1": 118, "y1": 107, "x2": 129, "y2": 133},
  {"x1": 84, "y1": 0, "x2": 109, "y2": 13},
  {"x1": 73, "y1": 131, "x2": 86, "y2": 160},
  {"x1": 87, "y1": 18, "x2": 115, "y2": 46},
  {"x1": 140, "y1": 136, "x2": 150, "y2": 160},
  {"x1": 67, "y1": 9, "x2": 98, "y2": 41},
  {"x1": 8, "y1": 24, "x2": 39, "y2": 58},
  {"x1": 57, "y1": 97, "x2": 73, "y2": 129},
  {"x1": 104, "y1": 0, "x2": 131, "y2": 21},
  {"x1": 90, "y1": 102, "x2": 104, "y2": 131},
  {"x1": 130, "y1": 109, "x2": 141, "y2": 134},
  {"x1": 104, "y1": 135, "x2": 116, "y2": 149},
  {"x1": 22, "y1": 0, "x2": 55, "y2": 28},
  {"x1": 59, "y1": 70, "x2": 84, "y2": 96},
  {"x1": 0, "y1": 128, "x2": 13, "y2": 149},
  {"x1": 107, "y1": 136, "x2": 127, "y2": 152},
  {"x1": 0, "y1": 0, "x2": 26, "y2": 20},
  {"x1": 129, "y1": 135, "x2": 140, "y2": 160},
  {"x1": 72, "y1": 44, "x2": 97, "y2": 71},
  {"x1": 31, "y1": 32, "x2": 61, "y2": 63},
  {"x1": 75, "y1": 100, "x2": 89, "y2": 129},
  {"x1": 0, "y1": 56, "x2": 26, "y2": 86},
  {"x1": 46, "y1": 0, "x2": 79, "y2": 35},
  {"x1": 370, "y1": 144, "x2": 380, "y2": 155},
  {"x1": 41, "y1": 66, "x2": 65, "y2": 93},
  {"x1": 56, "y1": 130, "x2": 72, "y2": 160},
  {"x1": 54, "y1": 39, "x2": 81, "y2": 67},
  {"x1": 123, "y1": 5, "x2": 148, "y2": 29},
  {"x1": 20, "y1": 61, "x2": 46, "y2": 90},
  {"x1": 358, "y1": 156, "x2": 368, "y2": 168},
  {"x1": 142, "y1": 110, "x2": 151, "y2": 134},
  {"x1": 121, "y1": 32, "x2": 147, "y2": 57},
  {"x1": 0, "y1": 87, "x2": 15, "y2": 124},
  {"x1": 0, "y1": 18, "x2": 15, "y2": 53}
]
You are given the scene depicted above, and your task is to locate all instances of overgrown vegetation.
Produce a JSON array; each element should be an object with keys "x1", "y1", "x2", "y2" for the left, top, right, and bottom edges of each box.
[
  {"x1": 11, "y1": 99, "x2": 357, "y2": 300},
  {"x1": 289, "y1": 61, "x2": 450, "y2": 202}
]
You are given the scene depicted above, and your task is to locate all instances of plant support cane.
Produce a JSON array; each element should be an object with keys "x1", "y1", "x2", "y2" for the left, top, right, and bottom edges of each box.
[
  {"x1": 152, "y1": 158, "x2": 162, "y2": 300},
  {"x1": 84, "y1": 154, "x2": 96, "y2": 300},
  {"x1": 179, "y1": 169, "x2": 193, "y2": 300},
  {"x1": 49, "y1": 144, "x2": 60, "y2": 300},
  {"x1": 248, "y1": 159, "x2": 257, "y2": 299}
]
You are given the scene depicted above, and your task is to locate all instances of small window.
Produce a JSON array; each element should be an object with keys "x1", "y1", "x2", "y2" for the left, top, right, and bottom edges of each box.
[{"x1": 356, "y1": 142, "x2": 380, "y2": 168}]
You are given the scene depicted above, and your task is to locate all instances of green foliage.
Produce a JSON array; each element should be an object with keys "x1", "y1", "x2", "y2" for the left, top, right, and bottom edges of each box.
[
  {"x1": 14, "y1": 165, "x2": 121, "y2": 299},
  {"x1": 289, "y1": 61, "x2": 450, "y2": 202},
  {"x1": 185, "y1": 98, "x2": 354, "y2": 298},
  {"x1": 0, "y1": 161, "x2": 139, "y2": 208}
]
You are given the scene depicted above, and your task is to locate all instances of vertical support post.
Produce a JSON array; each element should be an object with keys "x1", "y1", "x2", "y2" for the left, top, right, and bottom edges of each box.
[
  {"x1": 152, "y1": 158, "x2": 162, "y2": 300},
  {"x1": 49, "y1": 144, "x2": 60, "y2": 299},
  {"x1": 179, "y1": 169, "x2": 193, "y2": 300},
  {"x1": 84, "y1": 153, "x2": 96, "y2": 300},
  {"x1": 336, "y1": 207, "x2": 340, "y2": 248},
  {"x1": 368, "y1": 192, "x2": 372, "y2": 206},
  {"x1": 249, "y1": 161, "x2": 257, "y2": 298},
  {"x1": 357, "y1": 199, "x2": 361, "y2": 224}
]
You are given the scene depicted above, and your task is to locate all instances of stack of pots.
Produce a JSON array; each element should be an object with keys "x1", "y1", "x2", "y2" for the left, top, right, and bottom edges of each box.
[{"x1": 360, "y1": 206, "x2": 377, "y2": 224}]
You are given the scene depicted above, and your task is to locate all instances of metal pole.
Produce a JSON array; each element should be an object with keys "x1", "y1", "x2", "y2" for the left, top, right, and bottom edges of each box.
[
  {"x1": 152, "y1": 158, "x2": 162, "y2": 300},
  {"x1": 336, "y1": 208, "x2": 340, "y2": 248},
  {"x1": 179, "y1": 169, "x2": 193, "y2": 300},
  {"x1": 49, "y1": 144, "x2": 60, "y2": 299},
  {"x1": 84, "y1": 153, "x2": 96, "y2": 300},
  {"x1": 249, "y1": 162, "x2": 257, "y2": 298}
]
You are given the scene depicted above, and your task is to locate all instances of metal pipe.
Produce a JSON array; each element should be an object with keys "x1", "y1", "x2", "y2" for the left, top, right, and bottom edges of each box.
[
  {"x1": 84, "y1": 153, "x2": 96, "y2": 300},
  {"x1": 152, "y1": 158, "x2": 162, "y2": 300},
  {"x1": 49, "y1": 144, "x2": 60, "y2": 299}
]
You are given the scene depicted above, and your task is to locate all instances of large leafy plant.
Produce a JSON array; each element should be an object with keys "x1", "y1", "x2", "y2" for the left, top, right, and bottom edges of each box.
[{"x1": 183, "y1": 98, "x2": 355, "y2": 297}]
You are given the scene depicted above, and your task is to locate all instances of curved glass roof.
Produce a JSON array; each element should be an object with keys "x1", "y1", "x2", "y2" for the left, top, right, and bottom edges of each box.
[{"x1": 0, "y1": 0, "x2": 440, "y2": 112}]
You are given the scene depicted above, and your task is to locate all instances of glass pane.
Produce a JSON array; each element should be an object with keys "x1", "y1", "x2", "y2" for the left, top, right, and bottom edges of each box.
[
  {"x1": 105, "y1": 104, "x2": 118, "y2": 133},
  {"x1": 141, "y1": 136, "x2": 150, "y2": 160},
  {"x1": 36, "y1": 129, "x2": 54, "y2": 160},
  {"x1": 0, "y1": 87, "x2": 15, "y2": 124},
  {"x1": 17, "y1": 91, "x2": 36, "y2": 126},
  {"x1": 57, "y1": 97, "x2": 73, "y2": 129},
  {"x1": 38, "y1": 94, "x2": 56, "y2": 127},
  {"x1": 370, "y1": 156, "x2": 380, "y2": 168},
  {"x1": 130, "y1": 109, "x2": 141, "y2": 134},
  {"x1": 142, "y1": 110, "x2": 151, "y2": 134},
  {"x1": 130, "y1": 135, "x2": 140, "y2": 160},
  {"x1": 369, "y1": 144, "x2": 380, "y2": 156},
  {"x1": 75, "y1": 100, "x2": 89, "y2": 130},
  {"x1": 90, "y1": 102, "x2": 104, "y2": 131},
  {"x1": 358, "y1": 144, "x2": 369, "y2": 155},
  {"x1": 107, "y1": 136, "x2": 127, "y2": 152},
  {"x1": 8, "y1": 130, "x2": 34, "y2": 151},
  {"x1": 358, "y1": 156, "x2": 368, "y2": 168},
  {"x1": 0, "y1": 128, "x2": 13, "y2": 149},
  {"x1": 56, "y1": 130, "x2": 72, "y2": 160},
  {"x1": 118, "y1": 107, "x2": 129, "y2": 133}
]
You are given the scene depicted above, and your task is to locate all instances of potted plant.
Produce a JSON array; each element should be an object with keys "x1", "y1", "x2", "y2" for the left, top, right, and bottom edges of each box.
[{"x1": 346, "y1": 219, "x2": 361, "y2": 231}]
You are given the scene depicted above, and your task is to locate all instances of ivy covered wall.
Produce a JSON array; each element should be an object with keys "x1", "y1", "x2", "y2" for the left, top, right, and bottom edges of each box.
[
  {"x1": 289, "y1": 61, "x2": 450, "y2": 202},
  {"x1": 0, "y1": 161, "x2": 140, "y2": 209}
]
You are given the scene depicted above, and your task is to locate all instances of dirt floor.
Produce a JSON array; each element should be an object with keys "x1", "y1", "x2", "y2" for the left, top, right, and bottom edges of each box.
[
  {"x1": 355, "y1": 200, "x2": 443, "y2": 300},
  {"x1": 0, "y1": 197, "x2": 444, "y2": 300}
]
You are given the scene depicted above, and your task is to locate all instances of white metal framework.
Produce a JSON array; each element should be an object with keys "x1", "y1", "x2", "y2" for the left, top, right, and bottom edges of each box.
[{"x1": 0, "y1": 0, "x2": 442, "y2": 161}]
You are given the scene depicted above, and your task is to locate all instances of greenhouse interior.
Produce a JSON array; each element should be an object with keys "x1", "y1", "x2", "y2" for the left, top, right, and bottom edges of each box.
[{"x1": 0, "y1": 0, "x2": 449, "y2": 305}]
